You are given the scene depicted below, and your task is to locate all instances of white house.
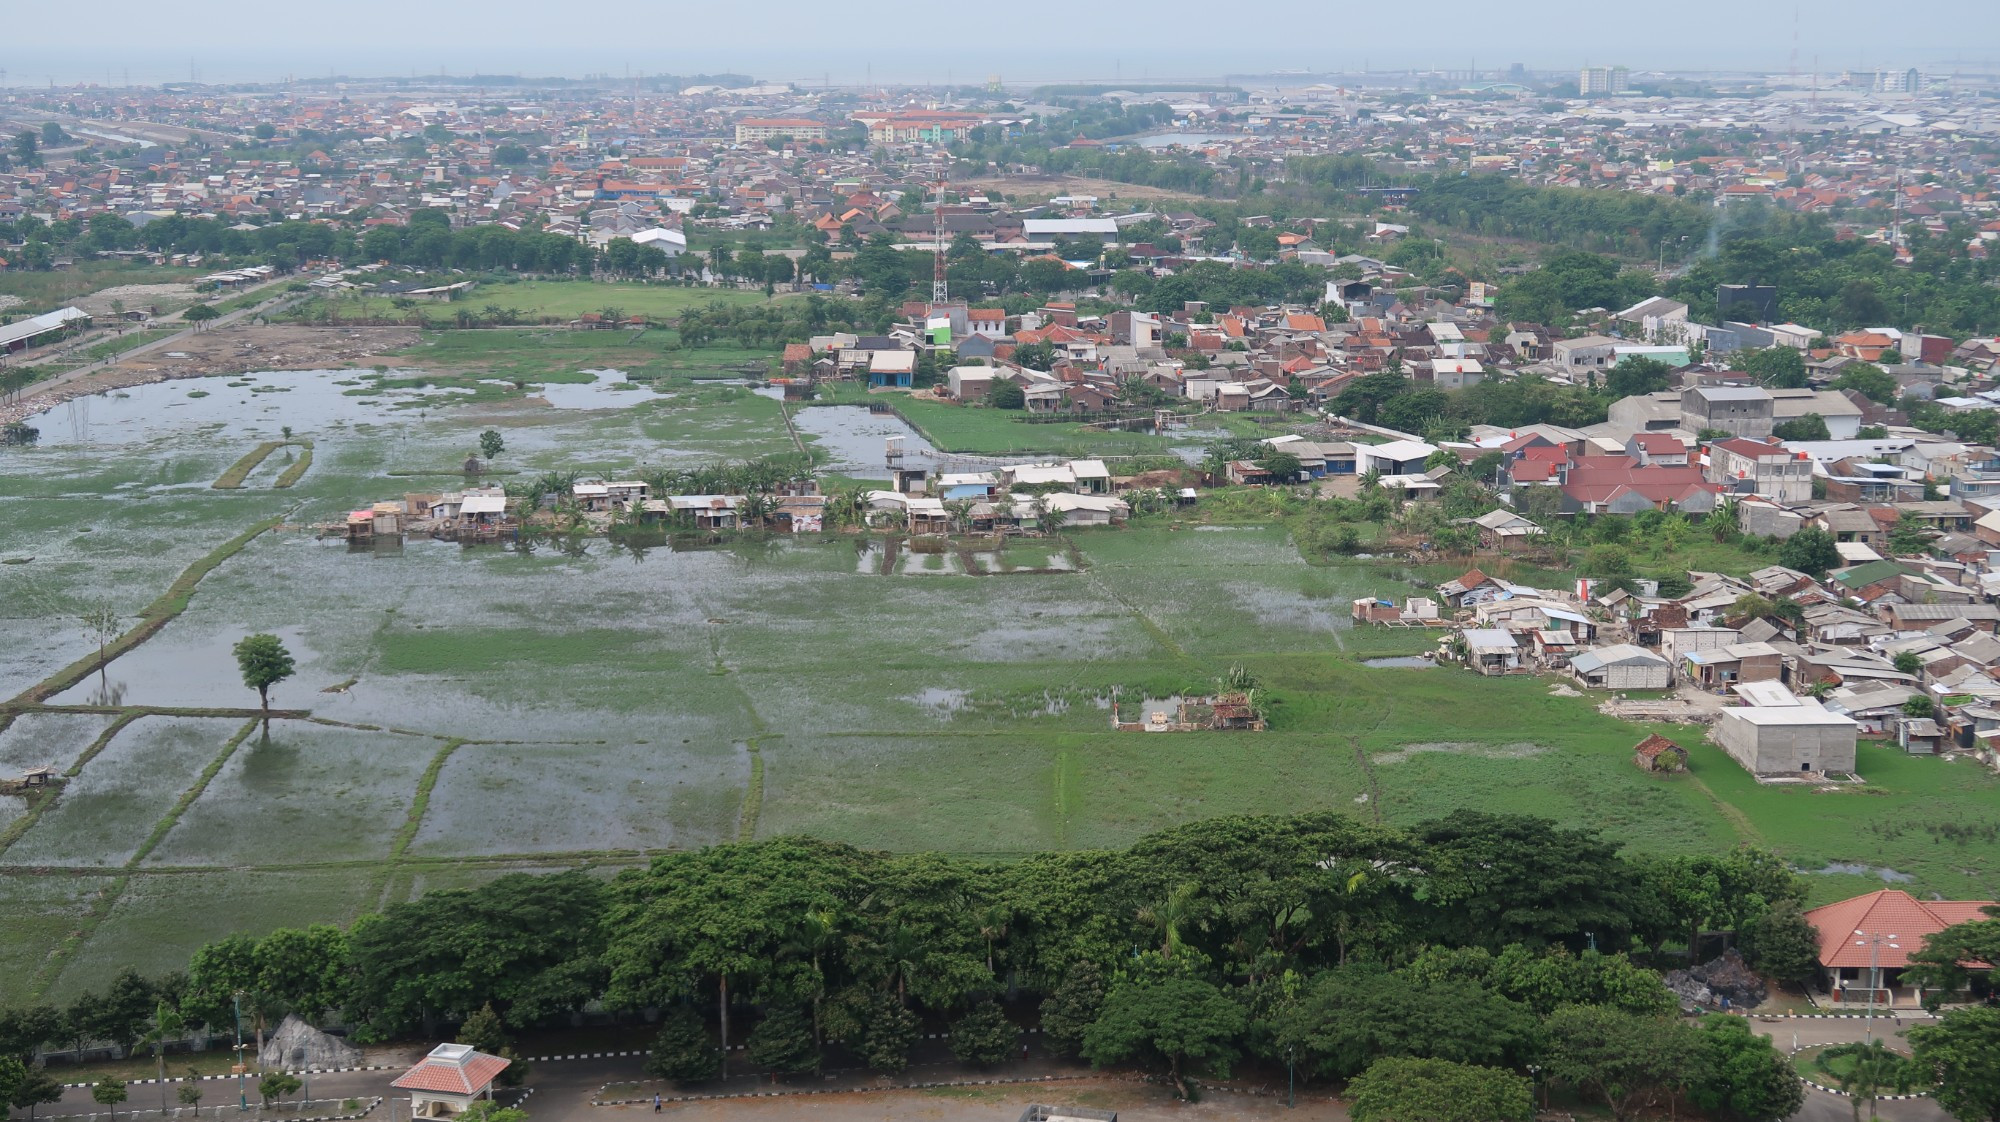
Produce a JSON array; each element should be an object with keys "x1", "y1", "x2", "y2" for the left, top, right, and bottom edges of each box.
[
  {"x1": 630, "y1": 227, "x2": 688, "y2": 257},
  {"x1": 1356, "y1": 439, "x2": 1440, "y2": 475}
]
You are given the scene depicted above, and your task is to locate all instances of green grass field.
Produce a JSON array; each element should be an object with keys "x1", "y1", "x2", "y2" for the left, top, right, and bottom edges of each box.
[
  {"x1": 4, "y1": 350, "x2": 1999, "y2": 1006},
  {"x1": 814, "y1": 384, "x2": 1201, "y2": 458},
  {"x1": 288, "y1": 281, "x2": 779, "y2": 326}
]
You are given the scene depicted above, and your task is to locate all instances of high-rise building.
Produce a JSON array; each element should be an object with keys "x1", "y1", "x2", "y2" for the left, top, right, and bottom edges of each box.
[
  {"x1": 1579, "y1": 66, "x2": 1629, "y2": 96},
  {"x1": 1872, "y1": 68, "x2": 1925, "y2": 93}
]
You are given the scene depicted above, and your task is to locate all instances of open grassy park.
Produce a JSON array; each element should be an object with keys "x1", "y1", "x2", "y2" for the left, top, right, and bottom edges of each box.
[{"x1": 4, "y1": 333, "x2": 2000, "y2": 1008}]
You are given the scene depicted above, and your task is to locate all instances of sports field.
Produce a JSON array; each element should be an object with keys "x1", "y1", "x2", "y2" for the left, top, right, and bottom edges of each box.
[{"x1": 3, "y1": 346, "x2": 1997, "y2": 1007}]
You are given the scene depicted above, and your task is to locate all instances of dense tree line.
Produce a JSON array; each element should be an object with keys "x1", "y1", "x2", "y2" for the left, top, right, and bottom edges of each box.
[
  {"x1": 0, "y1": 208, "x2": 596, "y2": 277},
  {"x1": 1329, "y1": 368, "x2": 1610, "y2": 443},
  {"x1": 1664, "y1": 231, "x2": 2000, "y2": 337},
  {"x1": 0, "y1": 812, "x2": 1846, "y2": 1114},
  {"x1": 1410, "y1": 175, "x2": 1723, "y2": 258}
]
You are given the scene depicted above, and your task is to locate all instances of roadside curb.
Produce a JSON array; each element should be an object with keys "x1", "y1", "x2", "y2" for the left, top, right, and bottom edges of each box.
[
  {"x1": 594, "y1": 1073, "x2": 1098, "y2": 1107},
  {"x1": 1787, "y1": 1042, "x2": 1932, "y2": 1101},
  {"x1": 1766, "y1": 1012, "x2": 1934, "y2": 1021},
  {"x1": 44, "y1": 1096, "x2": 383, "y2": 1121},
  {"x1": 62, "y1": 1069, "x2": 397, "y2": 1091}
]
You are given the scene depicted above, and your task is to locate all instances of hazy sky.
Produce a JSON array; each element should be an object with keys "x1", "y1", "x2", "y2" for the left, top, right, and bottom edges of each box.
[{"x1": 8, "y1": 0, "x2": 1997, "y2": 87}]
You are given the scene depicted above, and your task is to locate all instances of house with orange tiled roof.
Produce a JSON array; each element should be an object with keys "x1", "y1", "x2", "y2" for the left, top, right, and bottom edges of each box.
[{"x1": 1804, "y1": 889, "x2": 1996, "y2": 1007}]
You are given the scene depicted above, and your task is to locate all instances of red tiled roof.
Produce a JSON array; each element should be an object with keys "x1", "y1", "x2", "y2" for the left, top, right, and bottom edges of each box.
[
  {"x1": 1804, "y1": 890, "x2": 1996, "y2": 970},
  {"x1": 1562, "y1": 457, "x2": 1718, "y2": 505},
  {"x1": 1502, "y1": 433, "x2": 1555, "y2": 453},
  {"x1": 392, "y1": 1051, "x2": 511, "y2": 1095},
  {"x1": 1712, "y1": 437, "x2": 1789, "y2": 460},
  {"x1": 1511, "y1": 461, "x2": 1560, "y2": 482},
  {"x1": 1633, "y1": 734, "x2": 1685, "y2": 759},
  {"x1": 1630, "y1": 433, "x2": 1686, "y2": 453}
]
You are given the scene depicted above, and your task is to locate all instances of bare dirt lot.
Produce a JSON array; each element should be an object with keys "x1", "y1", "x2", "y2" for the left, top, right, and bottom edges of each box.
[
  {"x1": 630, "y1": 1080, "x2": 1344, "y2": 1122},
  {"x1": 74, "y1": 283, "x2": 201, "y2": 317},
  {"x1": 120, "y1": 324, "x2": 417, "y2": 379},
  {"x1": 2, "y1": 325, "x2": 418, "y2": 425}
]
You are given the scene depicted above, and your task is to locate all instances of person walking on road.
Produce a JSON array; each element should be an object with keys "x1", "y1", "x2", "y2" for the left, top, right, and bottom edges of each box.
[{"x1": 653, "y1": 1094, "x2": 661, "y2": 1112}]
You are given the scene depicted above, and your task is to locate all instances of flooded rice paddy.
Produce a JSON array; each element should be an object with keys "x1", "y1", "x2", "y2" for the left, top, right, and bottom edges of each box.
[{"x1": 20, "y1": 360, "x2": 1990, "y2": 1004}]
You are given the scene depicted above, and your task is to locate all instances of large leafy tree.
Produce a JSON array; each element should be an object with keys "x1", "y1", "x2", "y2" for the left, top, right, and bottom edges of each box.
[
  {"x1": 643, "y1": 1008, "x2": 719, "y2": 1085},
  {"x1": 1905, "y1": 909, "x2": 2000, "y2": 999},
  {"x1": 1912, "y1": 1005, "x2": 2000, "y2": 1122},
  {"x1": 346, "y1": 871, "x2": 609, "y2": 1034},
  {"x1": 1542, "y1": 1004, "x2": 1703, "y2": 1122},
  {"x1": 1737, "y1": 902, "x2": 1822, "y2": 986},
  {"x1": 744, "y1": 1006, "x2": 818, "y2": 1075},
  {"x1": 603, "y1": 838, "x2": 867, "y2": 1069},
  {"x1": 1688, "y1": 1015, "x2": 1805, "y2": 1122},
  {"x1": 948, "y1": 1001, "x2": 1017, "y2": 1067},
  {"x1": 254, "y1": 926, "x2": 349, "y2": 1020},
  {"x1": 1347, "y1": 1057, "x2": 1533, "y2": 1122},
  {"x1": 1038, "y1": 962, "x2": 1108, "y2": 1058},
  {"x1": 1401, "y1": 945, "x2": 1674, "y2": 1017},
  {"x1": 1737, "y1": 347, "x2": 1809, "y2": 389},
  {"x1": 1272, "y1": 965, "x2": 1537, "y2": 1080},
  {"x1": 231, "y1": 634, "x2": 295, "y2": 714},
  {"x1": 1778, "y1": 526, "x2": 1841, "y2": 578},
  {"x1": 1413, "y1": 811, "x2": 1641, "y2": 951},
  {"x1": 1081, "y1": 977, "x2": 1247, "y2": 1100}
]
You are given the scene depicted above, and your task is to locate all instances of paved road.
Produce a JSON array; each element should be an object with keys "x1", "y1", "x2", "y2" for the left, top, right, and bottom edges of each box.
[
  {"x1": 1749, "y1": 1015, "x2": 1949, "y2": 1122},
  {"x1": 25, "y1": 1015, "x2": 1961, "y2": 1122},
  {"x1": 38, "y1": 1056, "x2": 641, "y2": 1122}
]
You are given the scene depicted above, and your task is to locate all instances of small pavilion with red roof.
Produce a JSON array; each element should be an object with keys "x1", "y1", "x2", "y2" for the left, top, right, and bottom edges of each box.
[
  {"x1": 1804, "y1": 889, "x2": 1995, "y2": 1007},
  {"x1": 391, "y1": 1043, "x2": 511, "y2": 1118}
]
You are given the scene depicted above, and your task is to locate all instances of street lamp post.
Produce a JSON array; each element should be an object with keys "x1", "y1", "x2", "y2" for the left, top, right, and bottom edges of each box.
[
  {"x1": 1527, "y1": 1063, "x2": 1543, "y2": 1109},
  {"x1": 1285, "y1": 1044, "x2": 1295, "y2": 1108},
  {"x1": 232, "y1": 988, "x2": 248, "y2": 1112},
  {"x1": 1853, "y1": 930, "x2": 1900, "y2": 1042}
]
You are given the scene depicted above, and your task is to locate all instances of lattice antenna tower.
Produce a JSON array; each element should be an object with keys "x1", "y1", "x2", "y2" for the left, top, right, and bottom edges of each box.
[{"x1": 930, "y1": 155, "x2": 949, "y2": 309}]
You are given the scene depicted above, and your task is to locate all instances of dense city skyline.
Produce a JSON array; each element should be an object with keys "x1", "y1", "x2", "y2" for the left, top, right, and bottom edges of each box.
[{"x1": 8, "y1": 0, "x2": 1999, "y2": 87}]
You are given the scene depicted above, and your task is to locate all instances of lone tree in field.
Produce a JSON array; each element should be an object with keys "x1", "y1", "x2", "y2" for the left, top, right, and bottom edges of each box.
[
  {"x1": 80, "y1": 601, "x2": 123, "y2": 687},
  {"x1": 183, "y1": 304, "x2": 220, "y2": 331},
  {"x1": 233, "y1": 634, "x2": 295, "y2": 716},
  {"x1": 479, "y1": 429, "x2": 505, "y2": 460}
]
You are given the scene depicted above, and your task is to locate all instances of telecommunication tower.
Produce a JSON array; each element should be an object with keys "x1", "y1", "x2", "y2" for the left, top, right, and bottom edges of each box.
[{"x1": 929, "y1": 157, "x2": 949, "y2": 309}]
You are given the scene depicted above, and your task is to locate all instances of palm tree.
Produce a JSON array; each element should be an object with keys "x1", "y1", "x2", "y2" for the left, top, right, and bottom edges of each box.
[
  {"x1": 739, "y1": 491, "x2": 774, "y2": 530},
  {"x1": 1659, "y1": 512, "x2": 1692, "y2": 553},
  {"x1": 944, "y1": 498, "x2": 974, "y2": 537},
  {"x1": 873, "y1": 924, "x2": 924, "y2": 1006},
  {"x1": 1711, "y1": 495, "x2": 1742, "y2": 542},
  {"x1": 1136, "y1": 883, "x2": 1204, "y2": 959},
  {"x1": 1358, "y1": 467, "x2": 1383, "y2": 495},
  {"x1": 1041, "y1": 503, "x2": 1068, "y2": 535},
  {"x1": 1199, "y1": 449, "x2": 1229, "y2": 486},
  {"x1": 141, "y1": 1001, "x2": 185, "y2": 1111},
  {"x1": 785, "y1": 908, "x2": 842, "y2": 1043},
  {"x1": 1825, "y1": 1040, "x2": 1915, "y2": 1122},
  {"x1": 976, "y1": 905, "x2": 1012, "y2": 976}
]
